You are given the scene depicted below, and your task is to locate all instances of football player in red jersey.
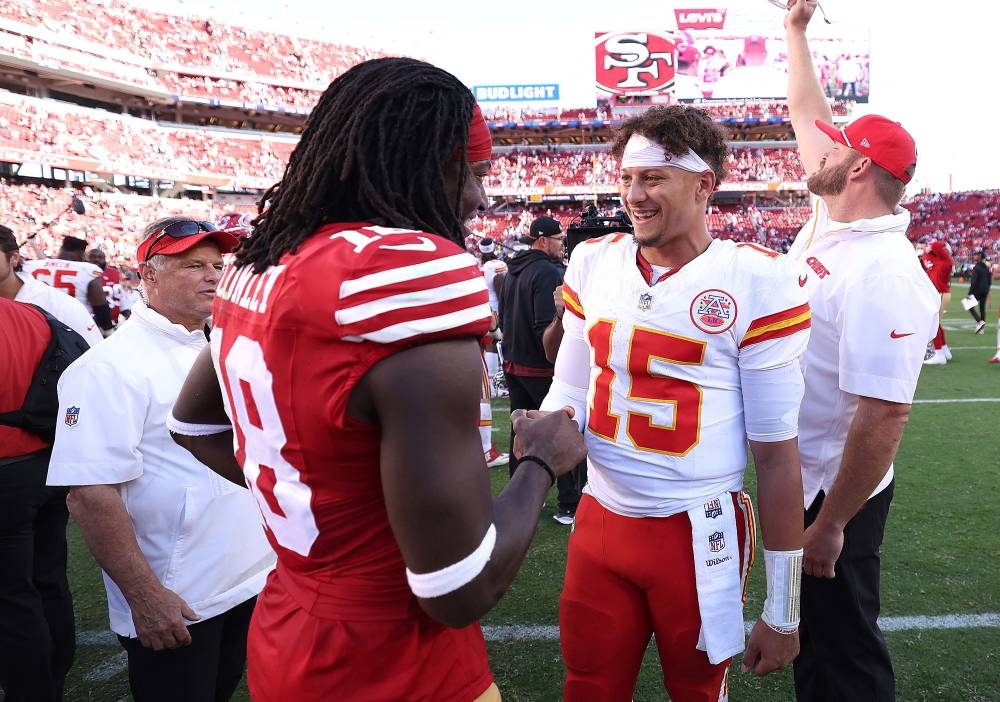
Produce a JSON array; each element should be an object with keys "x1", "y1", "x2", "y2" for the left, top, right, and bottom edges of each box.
[
  {"x1": 168, "y1": 57, "x2": 586, "y2": 702},
  {"x1": 921, "y1": 240, "x2": 954, "y2": 365},
  {"x1": 87, "y1": 247, "x2": 125, "y2": 325}
]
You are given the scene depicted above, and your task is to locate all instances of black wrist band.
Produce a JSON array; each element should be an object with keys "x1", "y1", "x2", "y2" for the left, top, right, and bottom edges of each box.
[{"x1": 518, "y1": 455, "x2": 556, "y2": 487}]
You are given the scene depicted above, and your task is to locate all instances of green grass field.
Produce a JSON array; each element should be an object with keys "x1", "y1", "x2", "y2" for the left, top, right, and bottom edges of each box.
[{"x1": 62, "y1": 296, "x2": 999, "y2": 701}]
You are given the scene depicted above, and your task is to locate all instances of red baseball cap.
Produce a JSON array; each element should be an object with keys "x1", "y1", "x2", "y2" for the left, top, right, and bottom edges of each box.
[
  {"x1": 814, "y1": 114, "x2": 917, "y2": 184},
  {"x1": 137, "y1": 220, "x2": 240, "y2": 262}
]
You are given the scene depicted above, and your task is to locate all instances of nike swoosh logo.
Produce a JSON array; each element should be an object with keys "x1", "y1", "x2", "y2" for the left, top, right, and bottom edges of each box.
[
  {"x1": 798, "y1": 275, "x2": 808, "y2": 287},
  {"x1": 890, "y1": 330, "x2": 914, "y2": 339},
  {"x1": 86, "y1": 325, "x2": 95, "y2": 331}
]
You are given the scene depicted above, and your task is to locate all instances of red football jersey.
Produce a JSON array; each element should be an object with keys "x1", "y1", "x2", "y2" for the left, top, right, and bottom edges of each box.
[
  {"x1": 211, "y1": 223, "x2": 494, "y2": 700},
  {"x1": 922, "y1": 247, "x2": 953, "y2": 293}
]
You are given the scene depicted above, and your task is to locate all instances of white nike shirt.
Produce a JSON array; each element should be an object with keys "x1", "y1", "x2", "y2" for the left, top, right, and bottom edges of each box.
[
  {"x1": 15, "y1": 272, "x2": 104, "y2": 346},
  {"x1": 786, "y1": 198, "x2": 940, "y2": 506}
]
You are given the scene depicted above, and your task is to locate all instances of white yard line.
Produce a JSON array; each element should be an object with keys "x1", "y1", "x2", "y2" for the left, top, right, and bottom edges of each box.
[
  {"x1": 913, "y1": 398, "x2": 1000, "y2": 404},
  {"x1": 82, "y1": 651, "x2": 127, "y2": 682},
  {"x1": 77, "y1": 613, "x2": 1000, "y2": 681},
  {"x1": 481, "y1": 613, "x2": 1000, "y2": 641}
]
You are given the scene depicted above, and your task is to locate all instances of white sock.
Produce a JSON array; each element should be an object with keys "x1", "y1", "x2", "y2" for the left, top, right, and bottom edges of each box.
[
  {"x1": 996, "y1": 321, "x2": 1000, "y2": 353},
  {"x1": 480, "y1": 400, "x2": 492, "y2": 454}
]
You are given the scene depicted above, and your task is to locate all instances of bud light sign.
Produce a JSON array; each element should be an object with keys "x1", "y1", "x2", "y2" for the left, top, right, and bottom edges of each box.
[{"x1": 473, "y1": 85, "x2": 560, "y2": 102}]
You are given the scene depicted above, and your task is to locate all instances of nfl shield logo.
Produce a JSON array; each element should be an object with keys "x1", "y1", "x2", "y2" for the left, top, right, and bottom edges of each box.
[
  {"x1": 64, "y1": 406, "x2": 80, "y2": 427},
  {"x1": 709, "y1": 531, "x2": 725, "y2": 553},
  {"x1": 638, "y1": 292, "x2": 653, "y2": 311},
  {"x1": 704, "y1": 499, "x2": 723, "y2": 519}
]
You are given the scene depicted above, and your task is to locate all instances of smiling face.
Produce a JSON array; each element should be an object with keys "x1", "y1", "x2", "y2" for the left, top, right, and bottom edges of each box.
[
  {"x1": 807, "y1": 143, "x2": 864, "y2": 197},
  {"x1": 619, "y1": 165, "x2": 712, "y2": 252},
  {"x1": 139, "y1": 240, "x2": 224, "y2": 331}
]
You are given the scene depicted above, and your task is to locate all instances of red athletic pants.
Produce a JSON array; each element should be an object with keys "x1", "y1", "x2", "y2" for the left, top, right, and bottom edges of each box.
[{"x1": 560, "y1": 493, "x2": 754, "y2": 702}]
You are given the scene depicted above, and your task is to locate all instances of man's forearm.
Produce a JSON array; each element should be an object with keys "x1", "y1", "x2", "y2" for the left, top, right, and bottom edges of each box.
[
  {"x1": 542, "y1": 316, "x2": 564, "y2": 363},
  {"x1": 750, "y1": 438, "x2": 805, "y2": 551},
  {"x1": 67, "y1": 485, "x2": 161, "y2": 600},
  {"x1": 786, "y1": 27, "x2": 831, "y2": 127},
  {"x1": 815, "y1": 397, "x2": 910, "y2": 530}
]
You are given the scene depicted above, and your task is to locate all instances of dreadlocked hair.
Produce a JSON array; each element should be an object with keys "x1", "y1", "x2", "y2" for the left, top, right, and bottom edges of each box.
[
  {"x1": 610, "y1": 105, "x2": 729, "y2": 190},
  {"x1": 237, "y1": 57, "x2": 476, "y2": 272}
]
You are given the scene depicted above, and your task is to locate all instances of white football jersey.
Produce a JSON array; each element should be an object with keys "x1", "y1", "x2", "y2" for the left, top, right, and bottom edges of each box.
[
  {"x1": 23, "y1": 259, "x2": 102, "y2": 314},
  {"x1": 553, "y1": 235, "x2": 810, "y2": 517},
  {"x1": 480, "y1": 258, "x2": 507, "y2": 313}
]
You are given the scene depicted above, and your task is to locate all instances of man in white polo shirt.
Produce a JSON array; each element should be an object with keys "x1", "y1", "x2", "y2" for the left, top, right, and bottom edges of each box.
[
  {"x1": 784, "y1": 2, "x2": 940, "y2": 700},
  {"x1": 48, "y1": 217, "x2": 275, "y2": 702}
]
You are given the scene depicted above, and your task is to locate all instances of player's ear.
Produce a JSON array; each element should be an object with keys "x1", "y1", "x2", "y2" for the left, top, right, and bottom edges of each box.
[{"x1": 695, "y1": 170, "x2": 716, "y2": 201}]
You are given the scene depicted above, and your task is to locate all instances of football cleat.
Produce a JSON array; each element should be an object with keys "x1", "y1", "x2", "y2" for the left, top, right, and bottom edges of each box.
[
  {"x1": 485, "y1": 448, "x2": 509, "y2": 468},
  {"x1": 490, "y1": 371, "x2": 509, "y2": 398},
  {"x1": 989, "y1": 355, "x2": 1000, "y2": 364},
  {"x1": 552, "y1": 510, "x2": 576, "y2": 526},
  {"x1": 976, "y1": 321, "x2": 987, "y2": 334},
  {"x1": 923, "y1": 352, "x2": 947, "y2": 365}
]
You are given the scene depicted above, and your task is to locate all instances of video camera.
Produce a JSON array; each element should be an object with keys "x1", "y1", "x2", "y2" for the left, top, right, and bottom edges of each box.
[{"x1": 566, "y1": 204, "x2": 633, "y2": 259}]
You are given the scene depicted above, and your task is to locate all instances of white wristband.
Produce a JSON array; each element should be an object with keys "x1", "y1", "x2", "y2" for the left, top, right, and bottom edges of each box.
[
  {"x1": 406, "y1": 523, "x2": 496, "y2": 599},
  {"x1": 761, "y1": 548, "x2": 803, "y2": 631},
  {"x1": 166, "y1": 411, "x2": 232, "y2": 437}
]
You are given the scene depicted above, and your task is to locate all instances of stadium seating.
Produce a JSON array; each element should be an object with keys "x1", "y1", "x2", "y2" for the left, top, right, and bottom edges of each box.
[
  {"x1": 0, "y1": 92, "x2": 809, "y2": 190},
  {"x1": 904, "y1": 191, "x2": 1000, "y2": 261}
]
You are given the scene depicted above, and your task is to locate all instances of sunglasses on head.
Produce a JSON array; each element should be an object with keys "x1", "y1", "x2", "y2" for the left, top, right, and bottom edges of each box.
[{"x1": 143, "y1": 221, "x2": 216, "y2": 262}]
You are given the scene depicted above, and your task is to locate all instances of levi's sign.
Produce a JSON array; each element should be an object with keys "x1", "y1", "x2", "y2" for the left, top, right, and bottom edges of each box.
[
  {"x1": 473, "y1": 85, "x2": 560, "y2": 102},
  {"x1": 674, "y1": 8, "x2": 728, "y2": 30}
]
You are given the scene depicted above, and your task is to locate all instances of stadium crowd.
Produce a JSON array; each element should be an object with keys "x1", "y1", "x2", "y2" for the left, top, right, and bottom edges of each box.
[
  {"x1": 905, "y1": 190, "x2": 1000, "y2": 261},
  {"x1": 2, "y1": 92, "x2": 816, "y2": 191},
  {"x1": 4, "y1": 180, "x2": 997, "y2": 274},
  {"x1": 0, "y1": 0, "x2": 869, "y2": 120},
  {"x1": 0, "y1": 0, "x2": 384, "y2": 91},
  {"x1": 485, "y1": 147, "x2": 806, "y2": 190},
  {"x1": 0, "y1": 93, "x2": 296, "y2": 187}
]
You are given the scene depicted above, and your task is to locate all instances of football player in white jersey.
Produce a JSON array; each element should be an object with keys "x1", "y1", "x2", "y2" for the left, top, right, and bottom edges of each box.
[
  {"x1": 540, "y1": 105, "x2": 810, "y2": 701},
  {"x1": 23, "y1": 236, "x2": 113, "y2": 335}
]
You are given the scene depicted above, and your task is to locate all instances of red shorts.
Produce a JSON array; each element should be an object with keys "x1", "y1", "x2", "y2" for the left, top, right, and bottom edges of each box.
[
  {"x1": 560, "y1": 493, "x2": 754, "y2": 702},
  {"x1": 247, "y1": 568, "x2": 494, "y2": 701}
]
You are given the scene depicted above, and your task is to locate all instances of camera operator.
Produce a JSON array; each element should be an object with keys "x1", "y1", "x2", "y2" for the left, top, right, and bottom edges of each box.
[{"x1": 499, "y1": 216, "x2": 585, "y2": 525}]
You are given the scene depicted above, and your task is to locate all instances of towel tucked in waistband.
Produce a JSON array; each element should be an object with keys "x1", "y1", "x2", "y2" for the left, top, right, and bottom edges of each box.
[{"x1": 687, "y1": 492, "x2": 745, "y2": 664}]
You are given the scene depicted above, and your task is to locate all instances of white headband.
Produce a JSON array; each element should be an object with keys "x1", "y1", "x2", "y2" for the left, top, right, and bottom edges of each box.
[{"x1": 620, "y1": 133, "x2": 713, "y2": 174}]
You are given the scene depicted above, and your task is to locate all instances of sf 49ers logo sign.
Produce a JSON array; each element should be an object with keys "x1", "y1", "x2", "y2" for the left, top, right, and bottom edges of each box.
[{"x1": 595, "y1": 32, "x2": 676, "y2": 95}]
